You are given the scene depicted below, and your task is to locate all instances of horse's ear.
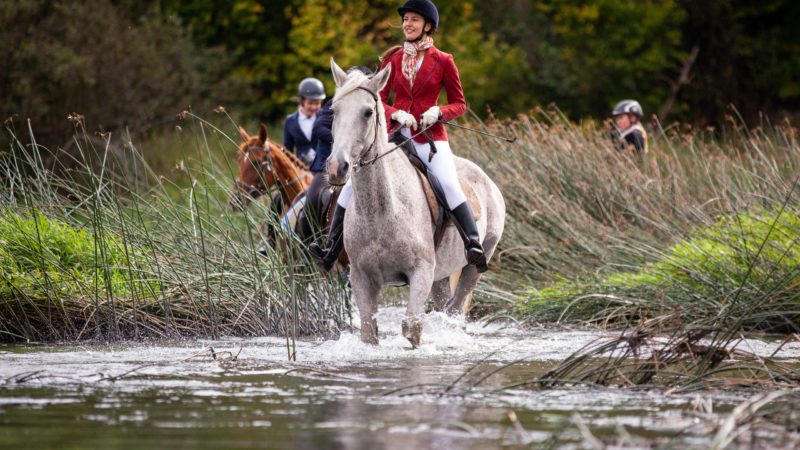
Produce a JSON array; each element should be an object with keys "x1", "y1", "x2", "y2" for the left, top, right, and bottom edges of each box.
[
  {"x1": 330, "y1": 57, "x2": 348, "y2": 88},
  {"x1": 368, "y1": 64, "x2": 391, "y2": 93},
  {"x1": 258, "y1": 123, "x2": 269, "y2": 143},
  {"x1": 238, "y1": 126, "x2": 250, "y2": 143}
]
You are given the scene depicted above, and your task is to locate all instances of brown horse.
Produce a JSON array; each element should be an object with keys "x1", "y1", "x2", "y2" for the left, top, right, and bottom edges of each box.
[
  {"x1": 230, "y1": 124, "x2": 312, "y2": 213},
  {"x1": 231, "y1": 124, "x2": 347, "y2": 272}
]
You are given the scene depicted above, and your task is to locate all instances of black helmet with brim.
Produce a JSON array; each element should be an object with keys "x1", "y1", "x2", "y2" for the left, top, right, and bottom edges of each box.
[
  {"x1": 298, "y1": 77, "x2": 326, "y2": 100},
  {"x1": 398, "y1": 0, "x2": 439, "y2": 31}
]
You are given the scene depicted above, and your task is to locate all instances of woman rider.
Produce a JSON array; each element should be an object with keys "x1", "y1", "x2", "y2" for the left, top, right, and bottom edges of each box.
[
  {"x1": 611, "y1": 99, "x2": 648, "y2": 156},
  {"x1": 310, "y1": 0, "x2": 488, "y2": 273},
  {"x1": 283, "y1": 77, "x2": 326, "y2": 166}
]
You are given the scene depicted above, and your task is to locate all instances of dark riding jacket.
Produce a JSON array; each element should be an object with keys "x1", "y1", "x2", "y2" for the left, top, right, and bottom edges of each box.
[
  {"x1": 282, "y1": 111, "x2": 319, "y2": 164},
  {"x1": 310, "y1": 100, "x2": 333, "y2": 173},
  {"x1": 379, "y1": 45, "x2": 467, "y2": 144}
]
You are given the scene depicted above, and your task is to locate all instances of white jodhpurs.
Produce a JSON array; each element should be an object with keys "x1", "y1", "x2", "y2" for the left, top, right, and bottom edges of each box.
[{"x1": 336, "y1": 130, "x2": 466, "y2": 210}]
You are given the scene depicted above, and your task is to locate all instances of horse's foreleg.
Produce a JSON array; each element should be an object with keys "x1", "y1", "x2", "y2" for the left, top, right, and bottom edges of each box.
[
  {"x1": 404, "y1": 268, "x2": 434, "y2": 348},
  {"x1": 350, "y1": 269, "x2": 380, "y2": 345}
]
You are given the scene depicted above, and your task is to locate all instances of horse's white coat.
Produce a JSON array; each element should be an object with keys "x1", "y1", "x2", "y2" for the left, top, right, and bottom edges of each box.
[{"x1": 327, "y1": 59, "x2": 505, "y2": 346}]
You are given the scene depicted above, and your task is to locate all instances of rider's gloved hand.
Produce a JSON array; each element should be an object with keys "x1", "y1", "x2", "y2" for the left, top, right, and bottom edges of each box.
[
  {"x1": 391, "y1": 110, "x2": 417, "y2": 130},
  {"x1": 420, "y1": 106, "x2": 441, "y2": 129}
]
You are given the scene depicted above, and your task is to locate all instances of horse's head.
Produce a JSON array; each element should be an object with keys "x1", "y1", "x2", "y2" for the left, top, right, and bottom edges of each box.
[
  {"x1": 230, "y1": 123, "x2": 276, "y2": 211},
  {"x1": 327, "y1": 58, "x2": 391, "y2": 185}
]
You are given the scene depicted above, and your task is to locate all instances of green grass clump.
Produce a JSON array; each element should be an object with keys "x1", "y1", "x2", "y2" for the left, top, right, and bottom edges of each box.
[
  {"x1": 519, "y1": 207, "x2": 800, "y2": 330},
  {"x1": 0, "y1": 209, "x2": 157, "y2": 301},
  {"x1": 0, "y1": 117, "x2": 350, "y2": 346}
]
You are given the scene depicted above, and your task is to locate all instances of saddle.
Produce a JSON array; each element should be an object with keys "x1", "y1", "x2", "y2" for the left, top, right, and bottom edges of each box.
[{"x1": 390, "y1": 131, "x2": 481, "y2": 248}]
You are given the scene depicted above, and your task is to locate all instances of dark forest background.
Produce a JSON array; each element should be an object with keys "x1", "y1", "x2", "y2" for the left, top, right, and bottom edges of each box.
[{"x1": 2, "y1": 0, "x2": 799, "y2": 150}]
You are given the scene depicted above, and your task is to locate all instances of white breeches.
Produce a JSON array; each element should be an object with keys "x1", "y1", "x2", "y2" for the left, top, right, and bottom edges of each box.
[{"x1": 337, "y1": 130, "x2": 467, "y2": 210}]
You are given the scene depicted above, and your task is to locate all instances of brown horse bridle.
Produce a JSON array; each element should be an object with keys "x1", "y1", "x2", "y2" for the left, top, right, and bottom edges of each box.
[{"x1": 235, "y1": 142, "x2": 306, "y2": 199}]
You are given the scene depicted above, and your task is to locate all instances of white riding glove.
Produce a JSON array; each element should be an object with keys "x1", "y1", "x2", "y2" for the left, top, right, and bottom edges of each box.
[
  {"x1": 391, "y1": 110, "x2": 418, "y2": 130},
  {"x1": 420, "y1": 106, "x2": 441, "y2": 129}
]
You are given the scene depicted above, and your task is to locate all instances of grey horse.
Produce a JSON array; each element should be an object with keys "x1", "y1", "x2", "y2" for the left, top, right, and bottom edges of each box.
[{"x1": 327, "y1": 58, "x2": 505, "y2": 347}]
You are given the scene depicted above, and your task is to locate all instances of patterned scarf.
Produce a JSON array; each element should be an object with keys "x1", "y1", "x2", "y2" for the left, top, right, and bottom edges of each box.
[{"x1": 402, "y1": 35, "x2": 434, "y2": 87}]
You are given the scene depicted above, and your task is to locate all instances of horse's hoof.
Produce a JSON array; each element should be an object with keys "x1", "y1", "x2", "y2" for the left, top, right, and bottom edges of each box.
[
  {"x1": 360, "y1": 320, "x2": 379, "y2": 345},
  {"x1": 402, "y1": 319, "x2": 422, "y2": 349}
]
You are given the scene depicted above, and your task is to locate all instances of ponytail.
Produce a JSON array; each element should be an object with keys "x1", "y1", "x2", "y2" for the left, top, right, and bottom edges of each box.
[{"x1": 380, "y1": 45, "x2": 403, "y2": 64}]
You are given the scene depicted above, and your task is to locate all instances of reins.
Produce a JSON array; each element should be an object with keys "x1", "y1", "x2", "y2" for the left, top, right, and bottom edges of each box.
[{"x1": 341, "y1": 86, "x2": 436, "y2": 171}]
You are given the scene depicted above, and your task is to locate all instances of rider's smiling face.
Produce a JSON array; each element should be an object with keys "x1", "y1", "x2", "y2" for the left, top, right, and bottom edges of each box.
[
  {"x1": 300, "y1": 98, "x2": 323, "y2": 117},
  {"x1": 402, "y1": 12, "x2": 430, "y2": 41}
]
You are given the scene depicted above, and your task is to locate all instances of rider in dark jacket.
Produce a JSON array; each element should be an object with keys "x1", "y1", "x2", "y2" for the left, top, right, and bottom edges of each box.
[
  {"x1": 283, "y1": 77, "x2": 326, "y2": 166},
  {"x1": 304, "y1": 99, "x2": 333, "y2": 231}
]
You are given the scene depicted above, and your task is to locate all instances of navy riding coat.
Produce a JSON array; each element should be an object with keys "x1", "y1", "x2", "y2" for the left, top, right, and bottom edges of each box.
[
  {"x1": 309, "y1": 100, "x2": 333, "y2": 173},
  {"x1": 282, "y1": 111, "x2": 319, "y2": 164}
]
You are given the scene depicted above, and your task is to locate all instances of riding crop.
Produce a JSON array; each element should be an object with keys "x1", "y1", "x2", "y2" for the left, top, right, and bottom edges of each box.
[{"x1": 438, "y1": 119, "x2": 517, "y2": 143}]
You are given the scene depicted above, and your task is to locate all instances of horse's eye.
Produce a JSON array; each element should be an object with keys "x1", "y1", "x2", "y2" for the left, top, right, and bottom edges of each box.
[{"x1": 363, "y1": 109, "x2": 373, "y2": 119}]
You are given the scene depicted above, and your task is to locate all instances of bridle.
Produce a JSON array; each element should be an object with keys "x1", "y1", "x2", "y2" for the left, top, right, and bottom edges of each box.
[
  {"x1": 336, "y1": 85, "x2": 435, "y2": 171},
  {"x1": 235, "y1": 141, "x2": 306, "y2": 198}
]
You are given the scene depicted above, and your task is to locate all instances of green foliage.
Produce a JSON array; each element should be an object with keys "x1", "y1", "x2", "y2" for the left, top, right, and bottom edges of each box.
[
  {"x1": 0, "y1": 0, "x2": 228, "y2": 149},
  {"x1": 679, "y1": 0, "x2": 800, "y2": 123},
  {"x1": 3, "y1": 0, "x2": 800, "y2": 171},
  {"x1": 519, "y1": 208, "x2": 800, "y2": 328},
  {"x1": 0, "y1": 209, "x2": 157, "y2": 301},
  {"x1": 524, "y1": 0, "x2": 686, "y2": 118}
]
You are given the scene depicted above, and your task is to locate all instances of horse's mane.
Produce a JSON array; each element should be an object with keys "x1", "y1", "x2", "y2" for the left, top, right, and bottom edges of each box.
[
  {"x1": 237, "y1": 136, "x2": 309, "y2": 172},
  {"x1": 333, "y1": 71, "x2": 373, "y2": 104},
  {"x1": 270, "y1": 141, "x2": 309, "y2": 172}
]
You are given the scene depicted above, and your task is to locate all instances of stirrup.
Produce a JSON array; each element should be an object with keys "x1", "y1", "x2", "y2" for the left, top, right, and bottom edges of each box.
[
  {"x1": 466, "y1": 244, "x2": 488, "y2": 273},
  {"x1": 309, "y1": 239, "x2": 338, "y2": 272},
  {"x1": 309, "y1": 240, "x2": 327, "y2": 259}
]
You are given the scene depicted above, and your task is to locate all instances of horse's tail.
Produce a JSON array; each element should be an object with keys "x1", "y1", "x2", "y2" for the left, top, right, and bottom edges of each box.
[{"x1": 380, "y1": 46, "x2": 402, "y2": 64}]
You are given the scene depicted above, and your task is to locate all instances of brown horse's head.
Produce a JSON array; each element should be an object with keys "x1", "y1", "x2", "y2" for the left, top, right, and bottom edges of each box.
[{"x1": 230, "y1": 124, "x2": 276, "y2": 211}]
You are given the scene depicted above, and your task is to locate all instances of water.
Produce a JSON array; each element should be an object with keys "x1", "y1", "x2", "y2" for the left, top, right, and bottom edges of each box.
[{"x1": 2, "y1": 307, "x2": 799, "y2": 449}]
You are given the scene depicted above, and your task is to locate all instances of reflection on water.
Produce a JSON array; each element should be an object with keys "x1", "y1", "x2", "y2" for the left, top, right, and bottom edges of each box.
[{"x1": 1, "y1": 307, "x2": 798, "y2": 449}]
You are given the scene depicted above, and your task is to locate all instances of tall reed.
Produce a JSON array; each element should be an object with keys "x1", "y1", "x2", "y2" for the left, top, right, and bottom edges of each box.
[
  {"x1": 0, "y1": 117, "x2": 349, "y2": 352},
  {"x1": 451, "y1": 110, "x2": 799, "y2": 318}
]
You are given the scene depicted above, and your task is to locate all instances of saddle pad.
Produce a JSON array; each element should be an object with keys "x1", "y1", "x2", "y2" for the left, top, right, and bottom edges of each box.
[{"x1": 415, "y1": 170, "x2": 482, "y2": 249}]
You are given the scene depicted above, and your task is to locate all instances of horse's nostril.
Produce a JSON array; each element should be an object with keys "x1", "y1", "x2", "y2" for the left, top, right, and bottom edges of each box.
[{"x1": 341, "y1": 161, "x2": 349, "y2": 173}]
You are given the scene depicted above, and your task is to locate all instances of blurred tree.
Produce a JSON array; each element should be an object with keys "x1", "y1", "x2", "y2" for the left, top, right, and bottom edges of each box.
[
  {"x1": 162, "y1": 0, "x2": 300, "y2": 122},
  {"x1": 0, "y1": 0, "x2": 225, "y2": 150},
  {"x1": 285, "y1": 0, "x2": 530, "y2": 118},
  {"x1": 677, "y1": 0, "x2": 800, "y2": 124},
  {"x1": 486, "y1": 0, "x2": 686, "y2": 120}
]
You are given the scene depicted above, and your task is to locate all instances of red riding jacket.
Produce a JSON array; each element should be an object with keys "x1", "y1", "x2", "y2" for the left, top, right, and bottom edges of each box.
[{"x1": 379, "y1": 45, "x2": 467, "y2": 144}]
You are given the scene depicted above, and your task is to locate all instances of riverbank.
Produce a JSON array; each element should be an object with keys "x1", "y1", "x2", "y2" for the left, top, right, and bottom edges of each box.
[
  {"x1": 2, "y1": 113, "x2": 799, "y2": 344},
  {"x1": 2, "y1": 308, "x2": 799, "y2": 449}
]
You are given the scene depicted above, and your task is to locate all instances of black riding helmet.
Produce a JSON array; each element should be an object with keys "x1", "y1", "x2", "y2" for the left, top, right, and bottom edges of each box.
[
  {"x1": 398, "y1": 0, "x2": 439, "y2": 38},
  {"x1": 298, "y1": 77, "x2": 326, "y2": 101}
]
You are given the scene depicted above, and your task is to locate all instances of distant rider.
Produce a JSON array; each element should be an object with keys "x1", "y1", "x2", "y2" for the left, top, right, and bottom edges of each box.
[
  {"x1": 283, "y1": 77, "x2": 326, "y2": 166},
  {"x1": 611, "y1": 99, "x2": 648, "y2": 156}
]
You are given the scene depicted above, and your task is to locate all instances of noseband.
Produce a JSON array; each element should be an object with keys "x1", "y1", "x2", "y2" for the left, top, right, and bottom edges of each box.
[{"x1": 235, "y1": 142, "x2": 304, "y2": 198}]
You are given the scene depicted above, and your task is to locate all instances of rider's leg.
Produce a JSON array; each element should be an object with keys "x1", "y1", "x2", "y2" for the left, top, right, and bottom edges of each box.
[
  {"x1": 309, "y1": 180, "x2": 351, "y2": 271},
  {"x1": 305, "y1": 172, "x2": 328, "y2": 234},
  {"x1": 413, "y1": 139, "x2": 488, "y2": 273}
]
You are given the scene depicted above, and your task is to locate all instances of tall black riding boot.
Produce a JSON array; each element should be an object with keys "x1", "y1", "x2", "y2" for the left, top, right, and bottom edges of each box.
[
  {"x1": 451, "y1": 202, "x2": 488, "y2": 273},
  {"x1": 309, "y1": 204, "x2": 346, "y2": 272}
]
